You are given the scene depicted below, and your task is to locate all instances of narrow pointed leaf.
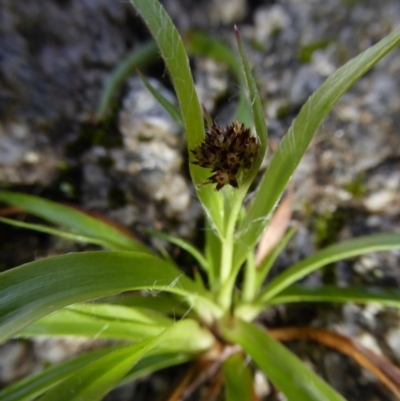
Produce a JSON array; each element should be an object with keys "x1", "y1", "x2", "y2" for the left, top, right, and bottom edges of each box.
[
  {"x1": 0, "y1": 217, "x2": 109, "y2": 248},
  {"x1": 129, "y1": 0, "x2": 225, "y2": 234},
  {"x1": 221, "y1": 319, "x2": 346, "y2": 401},
  {"x1": 217, "y1": 26, "x2": 269, "y2": 252},
  {"x1": 223, "y1": 353, "x2": 255, "y2": 401},
  {"x1": 258, "y1": 233, "x2": 400, "y2": 303},
  {"x1": 136, "y1": 69, "x2": 183, "y2": 126},
  {"x1": 234, "y1": 25, "x2": 268, "y2": 187},
  {"x1": 96, "y1": 41, "x2": 159, "y2": 121},
  {"x1": 0, "y1": 347, "x2": 118, "y2": 401},
  {"x1": 67, "y1": 303, "x2": 173, "y2": 325},
  {"x1": 0, "y1": 191, "x2": 151, "y2": 253},
  {"x1": 108, "y1": 293, "x2": 191, "y2": 317},
  {"x1": 20, "y1": 312, "x2": 209, "y2": 354},
  {"x1": 0, "y1": 251, "x2": 221, "y2": 343},
  {"x1": 235, "y1": 28, "x2": 400, "y2": 268},
  {"x1": 216, "y1": 26, "x2": 270, "y2": 301},
  {"x1": 269, "y1": 327, "x2": 400, "y2": 399},
  {"x1": 38, "y1": 320, "x2": 214, "y2": 401},
  {"x1": 146, "y1": 228, "x2": 208, "y2": 272},
  {"x1": 37, "y1": 340, "x2": 154, "y2": 401},
  {"x1": 184, "y1": 30, "x2": 252, "y2": 125},
  {"x1": 18, "y1": 308, "x2": 168, "y2": 341},
  {"x1": 269, "y1": 285, "x2": 400, "y2": 308},
  {"x1": 121, "y1": 352, "x2": 192, "y2": 384}
]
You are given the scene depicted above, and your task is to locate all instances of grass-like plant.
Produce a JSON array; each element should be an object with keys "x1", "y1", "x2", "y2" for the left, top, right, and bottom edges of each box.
[{"x1": 1, "y1": 1, "x2": 400, "y2": 400}]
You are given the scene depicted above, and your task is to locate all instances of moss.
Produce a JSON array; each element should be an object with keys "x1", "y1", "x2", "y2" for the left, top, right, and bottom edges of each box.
[
  {"x1": 312, "y1": 209, "x2": 347, "y2": 249},
  {"x1": 44, "y1": 162, "x2": 82, "y2": 200},
  {"x1": 312, "y1": 208, "x2": 349, "y2": 284},
  {"x1": 58, "y1": 103, "x2": 121, "y2": 201},
  {"x1": 298, "y1": 39, "x2": 333, "y2": 63},
  {"x1": 275, "y1": 103, "x2": 290, "y2": 119},
  {"x1": 344, "y1": 173, "x2": 366, "y2": 198},
  {"x1": 65, "y1": 102, "x2": 122, "y2": 157}
]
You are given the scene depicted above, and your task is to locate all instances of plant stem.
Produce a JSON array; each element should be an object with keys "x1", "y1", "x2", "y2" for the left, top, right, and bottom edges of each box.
[
  {"x1": 220, "y1": 237, "x2": 233, "y2": 287},
  {"x1": 241, "y1": 251, "x2": 256, "y2": 303},
  {"x1": 217, "y1": 187, "x2": 248, "y2": 311}
]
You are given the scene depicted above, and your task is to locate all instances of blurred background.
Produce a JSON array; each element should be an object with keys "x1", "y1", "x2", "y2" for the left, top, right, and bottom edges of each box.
[{"x1": 1, "y1": 0, "x2": 400, "y2": 400}]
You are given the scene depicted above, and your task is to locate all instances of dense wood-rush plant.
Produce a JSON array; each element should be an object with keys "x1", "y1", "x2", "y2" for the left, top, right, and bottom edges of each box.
[{"x1": 1, "y1": 1, "x2": 400, "y2": 400}]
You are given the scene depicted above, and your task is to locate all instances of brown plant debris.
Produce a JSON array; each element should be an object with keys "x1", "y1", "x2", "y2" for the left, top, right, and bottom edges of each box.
[
  {"x1": 191, "y1": 121, "x2": 259, "y2": 191},
  {"x1": 269, "y1": 326, "x2": 400, "y2": 399},
  {"x1": 255, "y1": 184, "x2": 294, "y2": 267},
  {"x1": 164, "y1": 344, "x2": 241, "y2": 401}
]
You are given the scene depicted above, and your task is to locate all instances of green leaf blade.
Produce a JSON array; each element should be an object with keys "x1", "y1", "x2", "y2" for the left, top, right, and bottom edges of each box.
[
  {"x1": 121, "y1": 353, "x2": 192, "y2": 384},
  {"x1": 214, "y1": 27, "x2": 270, "y2": 299},
  {"x1": 0, "y1": 191, "x2": 151, "y2": 253},
  {"x1": 0, "y1": 251, "x2": 221, "y2": 343},
  {"x1": 109, "y1": 293, "x2": 191, "y2": 317},
  {"x1": 223, "y1": 353, "x2": 255, "y2": 401},
  {"x1": 258, "y1": 233, "x2": 400, "y2": 303},
  {"x1": 221, "y1": 319, "x2": 346, "y2": 401},
  {"x1": 235, "y1": 28, "x2": 400, "y2": 267},
  {"x1": 184, "y1": 30, "x2": 252, "y2": 126},
  {"x1": 37, "y1": 340, "x2": 154, "y2": 401},
  {"x1": 0, "y1": 217, "x2": 110, "y2": 248},
  {"x1": 0, "y1": 347, "x2": 117, "y2": 401},
  {"x1": 136, "y1": 69, "x2": 183, "y2": 126},
  {"x1": 234, "y1": 26, "x2": 268, "y2": 186},
  {"x1": 270, "y1": 285, "x2": 400, "y2": 308},
  {"x1": 37, "y1": 320, "x2": 213, "y2": 401},
  {"x1": 146, "y1": 228, "x2": 209, "y2": 272},
  {"x1": 129, "y1": 0, "x2": 225, "y2": 234},
  {"x1": 18, "y1": 308, "x2": 168, "y2": 342},
  {"x1": 96, "y1": 41, "x2": 159, "y2": 121}
]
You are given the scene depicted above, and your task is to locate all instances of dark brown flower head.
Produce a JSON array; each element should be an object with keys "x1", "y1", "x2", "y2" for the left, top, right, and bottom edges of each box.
[{"x1": 191, "y1": 121, "x2": 259, "y2": 191}]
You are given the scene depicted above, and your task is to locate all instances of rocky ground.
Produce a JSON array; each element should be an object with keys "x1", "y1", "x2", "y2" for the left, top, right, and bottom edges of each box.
[{"x1": 1, "y1": 0, "x2": 400, "y2": 400}]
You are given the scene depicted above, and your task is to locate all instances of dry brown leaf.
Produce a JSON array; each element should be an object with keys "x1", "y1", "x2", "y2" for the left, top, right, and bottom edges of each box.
[
  {"x1": 163, "y1": 342, "x2": 224, "y2": 401},
  {"x1": 0, "y1": 206, "x2": 24, "y2": 216},
  {"x1": 182, "y1": 345, "x2": 241, "y2": 400},
  {"x1": 269, "y1": 326, "x2": 400, "y2": 399},
  {"x1": 197, "y1": 369, "x2": 224, "y2": 401},
  {"x1": 255, "y1": 184, "x2": 294, "y2": 267},
  {"x1": 163, "y1": 361, "x2": 200, "y2": 401},
  {"x1": 163, "y1": 343, "x2": 242, "y2": 401}
]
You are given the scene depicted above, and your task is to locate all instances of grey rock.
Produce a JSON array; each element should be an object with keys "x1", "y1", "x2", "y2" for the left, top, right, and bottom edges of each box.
[
  {"x1": 289, "y1": 66, "x2": 324, "y2": 107},
  {"x1": 0, "y1": 122, "x2": 58, "y2": 185},
  {"x1": 0, "y1": 341, "x2": 38, "y2": 385},
  {"x1": 386, "y1": 326, "x2": 400, "y2": 361},
  {"x1": 194, "y1": 58, "x2": 229, "y2": 116},
  {"x1": 119, "y1": 77, "x2": 182, "y2": 150},
  {"x1": 253, "y1": 4, "x2": 291, "y2": 44}
]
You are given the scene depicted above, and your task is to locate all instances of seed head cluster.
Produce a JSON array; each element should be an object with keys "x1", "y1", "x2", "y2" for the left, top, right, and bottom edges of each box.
[{"x1": 191, "y1": 121, "x2": 259, "y2": 191}]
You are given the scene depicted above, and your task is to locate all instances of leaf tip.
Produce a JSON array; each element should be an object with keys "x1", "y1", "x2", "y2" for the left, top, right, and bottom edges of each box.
[{"x1": 234, "y1": 25, "x2": 240, "y2": 40}]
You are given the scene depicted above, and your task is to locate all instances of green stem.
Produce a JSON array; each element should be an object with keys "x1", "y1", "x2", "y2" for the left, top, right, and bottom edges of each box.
[
  {"x1": 241, "y1": 251, "x2": 256, "y2": 303},
  {"x1": 219, "y1": 237, "x2": 233, "y2": 285},
  {"x1": 217, "y1": 237, "x2": 233, "y2": 310},
  {"x1": 217, "y1": 187, "x2": 247, "y2": 310}
]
